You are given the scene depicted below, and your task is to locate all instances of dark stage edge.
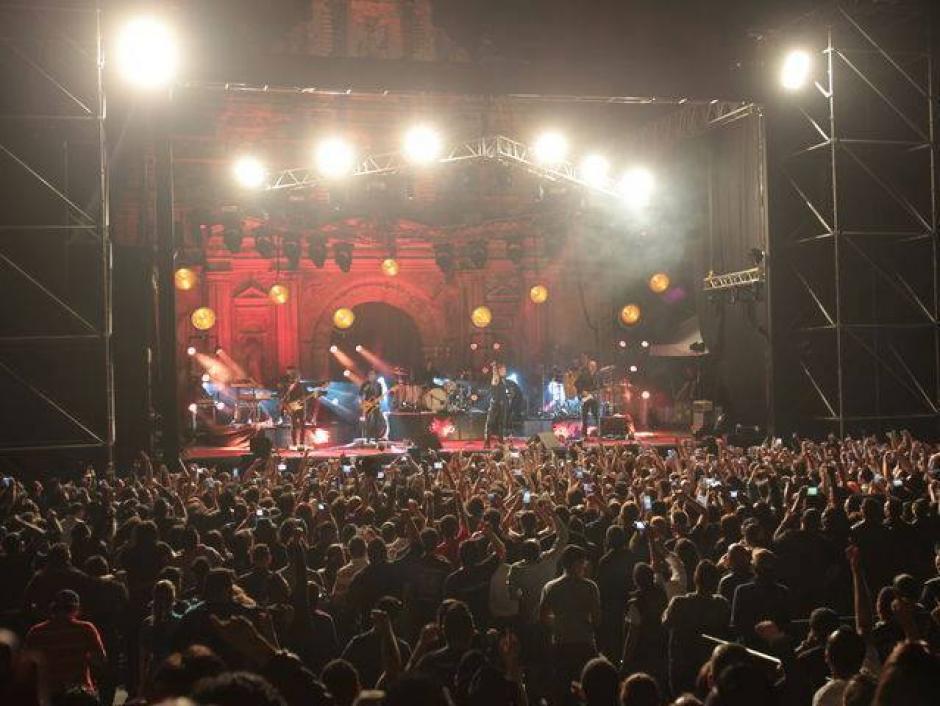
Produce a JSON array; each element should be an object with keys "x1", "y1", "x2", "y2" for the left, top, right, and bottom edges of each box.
[{"x1": 182, "y1": 431, "x2": 692, "y2": 464}]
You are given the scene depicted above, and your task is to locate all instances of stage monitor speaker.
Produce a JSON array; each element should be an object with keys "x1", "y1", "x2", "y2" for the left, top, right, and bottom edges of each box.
[
  {"x1": 522, "y1": 419, "x2": 553, "y2": 437},
  {"x1": 454, "y1": 413, "x2": 486, "y2": 441},
  {"x1": 600, "y1": 416, "x2": 632, "y2": 438},
  {"x1": 537, "y1": 431, "x2": 565, "y2": 451}
]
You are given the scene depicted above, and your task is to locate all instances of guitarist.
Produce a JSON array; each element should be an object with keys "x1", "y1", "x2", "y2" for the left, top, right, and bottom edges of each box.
[
  {"x1": 575, "y1": 357, "x2": 601, "y2": 438},
  {"x1": 281, "y1": 367, "x2": 308, "y2": 448},
  {"x1": 359, "y1": 369, "x2": 385, "y2": 441}
]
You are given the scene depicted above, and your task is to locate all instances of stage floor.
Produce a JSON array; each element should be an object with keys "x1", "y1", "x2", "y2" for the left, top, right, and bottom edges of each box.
[{"x1": 182, "y1": 430, "x2": 692, "y2": 463}]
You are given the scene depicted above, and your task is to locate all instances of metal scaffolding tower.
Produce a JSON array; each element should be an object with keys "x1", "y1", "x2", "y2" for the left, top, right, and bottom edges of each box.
[
  {"x1": 0, "y1": 2, "x2": 114, "y2": 459},
  {"x1": 770, "y1": 3, "x2": 938, "y2": 436}
]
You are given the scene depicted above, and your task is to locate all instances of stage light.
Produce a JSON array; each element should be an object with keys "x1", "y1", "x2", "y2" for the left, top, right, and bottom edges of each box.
[
  {"x1": 355, "y1": 345, "x2": 363, "y2": 352},
  {"x1": 115, "y1": 16, "x2": 179, "y2": 89},
  {"x1": 641, "y1": 390, "x2": 651, "y2": 400},
  {"x1": 330, "y1": 345, "x2": 339, "y2": 353},
  {"x1": 268, "y1": 283, "x2": 289, "y2": 305},
  {"x1": 187, "y1": 403, "x2": 198, "y2": 413},
  {"x1": 215, "y1": 401, "x2": 226, "y2": 410},
  {"x1": 254, "y1": 231, "x2": 275, "y2": 258},
  {"x1": 191, "y1": 307, "x2": 216, "y2": 331},
  {"x1": 343, "y1": 369, "x2": 352, "y2": 378},
  {"x1": 507, "y1": 372, "x2": 519, "y2": 383},
  {"x1": 333, "y1": 307, "x2": 355, "y2": 329},
  {"x1": 580, "y1": 154, "x2": 610, "y2": 187},
  {"x1": 307, "y1": 236, "x2": 327, "y2": 267},
  {"x1": 470, "y1": 342, "x2": 478, "y2": 351},
  {"x1": 471, "y1": 306, "x2": 492, "y2": 329},
  {"x1": 381, "y1": 258, "x2": 399, "y2": 276},
  {"x1": 201, "y1": 373, "x2": 211, "y2": 382},
  {"x1": 781, "y1": 49, "x2": 812, "y2": 91},
  {"x1": 618, "y1": 340, "x2": 627, "y2": 349},
  {"x1": 334, "y1": 242, "x2": 354, "y2": 272},
  {"x1": 493, "y1": 342, "x2": 501, "y2": 351},
  {"x1": 403, "y1": 124, "x2": 443, "y2": 164},
  {"x1": 232, "y1": 156, "x2": 266, "y2": 189},
  {"x1": 629, "y1": 364, "x2": 639, "y2": 373},
  {"x1": 315, "y1": 137, "x2": 356, "y2": 178},
  {"x1": 215, "y1": 347, "x2": 224, "y2": 355},
  {"x1": 467, "y1": 240, "x2": 488, "y2": 269},
  {"x1": 223, "y1": 224, "x2": 244, "y2": 253},
  {"x1": 533, "y1": 131, "x2": 568, "y2": 165},
  {"x1": 174, "y1": 267, "x2": 198, "y2": 291},
  {"x1": 434, "y1": 243, "x2": 455, "y2": 274},
  {"x1": 619, "y1": 168, "x2": 654, "y2": 210},
  {"x1": 313, "y1": 428, "x2": 330, "y2": 445},
  {"x1": 641, "y1": 340, "x2": 650, "y2": 348},
  {"x1": 186, "y1": 346, "x2": 197, "y2": 356},
  {"x1": 529, "y1": 284, "x2": 549, "y2": 304},
  {"x1": 619, "y1": 304, "x2": 641, "y2": 326},
  {"x1": 649, "y1": 272, "x2": 670, "y2": 293}
]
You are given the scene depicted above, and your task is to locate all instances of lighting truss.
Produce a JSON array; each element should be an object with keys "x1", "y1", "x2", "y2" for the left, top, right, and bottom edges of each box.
[
  {"x1": 770, "y1": 3, "x2": 938, "y2": 436},
  {"x1": 267, "y1": 135, "x2": 622, "y2": 197},
  {"x1": 702, "y1": 267, "x2": 764, "y2": 292},
  {"x1": 0, "y1": 2, "x2": 115, "y2": 458}
]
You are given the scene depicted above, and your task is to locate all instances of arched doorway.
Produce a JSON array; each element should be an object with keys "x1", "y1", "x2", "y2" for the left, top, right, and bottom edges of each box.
[{"x1": 328, "y1": 302, "x2": 424, "y2": 379}]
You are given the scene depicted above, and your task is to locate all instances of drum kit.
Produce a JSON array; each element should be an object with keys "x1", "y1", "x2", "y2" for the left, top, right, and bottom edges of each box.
[
  {"x1": 544, "y1": 364, "x2": 634, "y2": 418},
  {"x1": 391, "y1": 371, "x2": 486, "y2": 414}
]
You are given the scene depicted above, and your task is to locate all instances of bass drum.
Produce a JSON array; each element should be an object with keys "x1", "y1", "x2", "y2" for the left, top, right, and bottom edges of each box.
[{"x1": 422, "y1": 387, "x2": 448, "y2": 412}]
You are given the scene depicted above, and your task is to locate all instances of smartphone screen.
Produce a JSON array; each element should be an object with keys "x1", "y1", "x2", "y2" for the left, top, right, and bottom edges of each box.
[
  {"x1": 277, "y1": 463, "x2": 287, "y2": 472},
  {"x1": 256, "y1": 508, "x2": 264, "y2": 517},
  {"x1": 433, "y1": 461, "x2": 444, "y2": 470},
  {"x1": 642, "y1": 495, "x2": 652, "y2": 511},
  {"x1": 730, "y1": 489, "x2": 739, "y2": 499},
  {"x1": 523, "y1": 491, "x2": 531, "y2": 504},
  {"x1": 807, "y1": 486, "x2": 819, "y2": 496},
  {"x1": 634, "y1": 521, "x2": 646, "y2": 531},
  {"x1": 377, "y1": 471, "x2": 385, "y2": 479}
]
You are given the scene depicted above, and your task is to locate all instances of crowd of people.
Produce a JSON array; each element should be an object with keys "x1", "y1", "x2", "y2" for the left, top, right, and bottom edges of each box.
[{"x1": 1, "y1": 430, "x2": 939, "y2": 706}]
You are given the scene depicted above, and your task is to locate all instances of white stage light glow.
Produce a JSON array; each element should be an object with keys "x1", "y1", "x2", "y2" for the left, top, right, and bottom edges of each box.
[
  {"x1": 781, "y1": 50, "x2": 812, "y2": 91},
  {"x1": 532, "y1": 131, "x2": 568, "y2": 165},
  {"x1": 403, "y1": 125, "x2": 443, "y2": 164},
  {"x1": 619, "y1": 167, "x2": 655, "y2": 210},
  {"x1": 232, "y1": 156, "x2": 266, "y2": 189},
  {"x1": 315, "y1": 137, "x2": 356, "y2": 178},
  {"x1": 115, "y1": 16, "x2": 180, "y2": 89},
  {"x1": 580, "y1": 154, "x2": 610, "y2": 187}
]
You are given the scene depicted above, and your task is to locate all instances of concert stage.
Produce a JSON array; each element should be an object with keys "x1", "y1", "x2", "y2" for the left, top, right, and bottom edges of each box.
[{"x1": 182, "y1": 429, "x2": 692, "y2": 464}]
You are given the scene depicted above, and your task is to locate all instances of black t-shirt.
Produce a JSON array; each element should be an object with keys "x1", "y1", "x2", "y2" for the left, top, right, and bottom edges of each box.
[
  {"x1": 342, "y1": 628, "x2": 413, "y2": 689},
  {"x1": 444, "y1": 553, "x2": 501, "y2": 627},
  {"x1": 360, "y1": 381, "x2": 383, "y2": 401}
]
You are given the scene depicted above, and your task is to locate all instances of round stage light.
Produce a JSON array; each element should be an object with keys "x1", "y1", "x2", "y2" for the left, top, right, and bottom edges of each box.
[
  {"x1": 329, "y1": 345, "x2": 338, "y2": 353},
  {"x1": 268, "y1": 284, "x2": 289, "y2": 305},
  {"x1": 403, "y1": 124, "x2": 443, "y2": 164},
  {"x1": 381, "y1": 258, "x2": 399, "y2": 276},
  {"x1": 618, "y1": 340, "x2": 627, "y2": 349},
  {"x1": 641, "y1": 340, "x2": 650, "y2": 348},
  {"x1": 355, "y1": 344, "x2": 363, "y2": 352},
  {"x1": 619, "y1": 304, "x2": 641, "y2": 326},
  {"x1": 343, "y1": 369, "x2": 352, "y2": 378},
  {"x1": 333, "y1": 307, "x2": 356, "y2": 329},
  {"x1": 186, "y1": 346, "x2": 197, "y2": 356},
  {"x1": 649, "y1": 272, "x2": 671, "y2": 293},
  {"x1": 191, "y1": 307, "x2": 216, "y2": 331},
  {"x1": 470, "y1": 342, "x2": 478, "y2": 351},
  {"x1": 232, "y1": 156, "x2": 267, "y2": 189},
  {"x1": 619, "y1": 167, "x2": 654, "y2": 210},
  {"x1": 641, "y1": 390, "x2": 651, "y2": 400},
  {"x1": 532, "y1": 131, "x2": 568, "y2": 165},
  {"x1": 215, "y1": 401, "x2": 226, "y2": 410},
  {"x1": 580, "y1": 154, "x2": 611, "y2": 187},
  {"x1": 493, "y1": 342, "x2": 501, "y2": 351},
  {"x1": 174, "y1": 267, "x2": 198, "y2": 291},
  {"x1": 629, "y1": 364, "x2": 639, "y2": 373},
  {"x1": 781, "y1": 49, "x2": 812, "y2": 91},
  {"x1": 529, "y1": 284, "x2": 549, "y2": 304},
  {"x1": 470, "y1": 305, "x2": 492, "y2": 328},
  {"x1": 315, "y1": 137, "x2": 356, "y2": 178},
  {"x1": 187, "y1": 403, "x2": 198, "y2": 413},
  {"x1": 115, "y1": 16, "x2": 179, "y2": 89}
]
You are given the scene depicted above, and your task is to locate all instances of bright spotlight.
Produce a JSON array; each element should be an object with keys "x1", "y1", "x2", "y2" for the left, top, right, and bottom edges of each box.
[
  {"x1": 781, "y1": 50, "x2": 812, "y2": 91},
  {"x1": 493, "y1": 342, "x2": 501, "y2": 351},
  {"x1": 470, "y1": 342, "x2": 478, "y2": 351},
  {"x1": 580, "y1": 154, "x2": 610, "y2": 187},
  {"x1": 215, "y1": 401, "x2": 226, "y2": 410},
  {"x1": 187, "y1": 403, "x2": 197, "y2": 413},
  {"x1": 641, "y1": 390, "x2": 651, "y2": 400},
  {"x1": 641, "y1": 340, "x2": 650, "y2": 348},
  {"x1": 232, "y1": 156, "x2": 266, "y2": 189},
  {"x1": 330, "y1": 345, "x2": 339, "y2": 354},
  {"x1": 629, "y1": 364, "x2": 639, "y2": 373},
  {"x1": 186, "y1": 346, "x2": 196, "y2": 356},
  {"x1": 507, "y1": 372, "x2": 520, "y2": 384},
  {"x1": 618, "y1": 340, "x2": 627, "y2": 349},
  {"x1": 201, "y1": 373, "x2": 210, "y2": 383},
  {"x1": 619, "y1": 168, "x2": 654, "y2": 210},
  {"x1": 315, "y1": 137, "x2": 356, "y2": 178},
  {"x1": 532, "y1": 131, "x2": 568, "y2": 165},
  {"x1": 343, "y1": 369, "x2": 352, "y2": 378},
  {"x1": 403, "y1": 125, "x2": 443, "y2": 164},
  {"x1": 355, "y1": 345, "x2": 363, "y2": 352},
  {"x1": 115, "y1": 16, "x2": 180, "y2": 89}
]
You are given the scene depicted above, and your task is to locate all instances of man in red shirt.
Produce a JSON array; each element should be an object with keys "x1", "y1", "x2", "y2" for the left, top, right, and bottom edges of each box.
[{"x1": 24, "y1": 589, "x2": 106, "y2": 698}]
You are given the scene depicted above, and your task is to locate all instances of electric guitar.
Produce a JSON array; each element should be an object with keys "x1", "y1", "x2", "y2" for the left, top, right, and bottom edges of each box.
[
  {"x1": 361, "y1": 383, "x2": 398, "y2": 417},
  {"x1": 282, "y1": 387, "x2": 327, "y2": 414}
]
